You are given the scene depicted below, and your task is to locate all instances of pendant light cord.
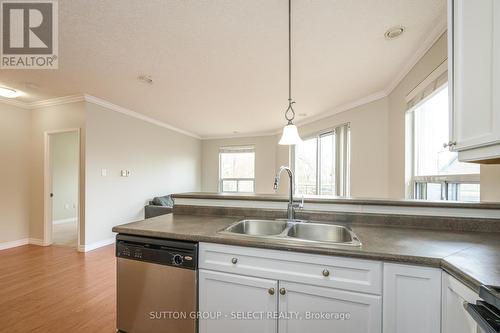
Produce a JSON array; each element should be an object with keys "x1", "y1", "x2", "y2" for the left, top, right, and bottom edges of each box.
[
  {"x1": 288, "y1": 0, "x2": 291, "y2": 101},
  {"x1": 285, "y1": 0, "x2": 296, "y2": 123}
]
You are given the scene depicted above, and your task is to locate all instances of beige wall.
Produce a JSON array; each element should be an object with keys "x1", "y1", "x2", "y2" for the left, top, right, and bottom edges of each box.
[
  {"x1": 201, "y1": 135, "x2": 280, "y2": 194},
  {"x1": 0, "y1": 104, "x2": 31, "y2": 243},
  {"x1": 387, "y1": 32, "x2": 500, "y2": 200},
  {"x1": 480, "y1": 165, "x2": 500, "y2": 202},
  {"x1": 387, "y1": 33, "x2": 449, "y2": 198},
  {"x1": 30, "y1": 102, "x2": 86, "y2": 243},
  {"x1": 201, "y1": 32, "x2": 500, "y2": 201},
  {"x1": 85, "y1": 103, "x2": 201, "y2": 245},
  {"x1": 201, "y1": 98, "x2": 389, "y2": 198},
  {"x1": 51, "y1": 131, "x2": 79, "y2": 221},
  {"x1": 297, "y1": 97, "x2": 390, "y2": 198}
]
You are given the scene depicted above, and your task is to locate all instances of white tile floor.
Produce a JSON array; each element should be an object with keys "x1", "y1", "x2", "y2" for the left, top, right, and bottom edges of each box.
[{"x1": 52, "y1": 221, "x2": 78, "y2": 247}]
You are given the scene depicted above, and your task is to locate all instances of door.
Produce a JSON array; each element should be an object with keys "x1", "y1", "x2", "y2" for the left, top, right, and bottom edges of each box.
[
  {"x1": 442, "y1": 273, "x2": 479, "y2": 333},
  {"x1": 278, "y1": 281, "x2": 381, "y2": 333},
  {"x1": 450, "y1": 0, "x2": 500, "y2": 151},
  {"x1": 383, "y1": 263, "x2": 441, "y2": 333},
  {"x1": 198, "y1": 269, "x2": 278, "y2": 333}
]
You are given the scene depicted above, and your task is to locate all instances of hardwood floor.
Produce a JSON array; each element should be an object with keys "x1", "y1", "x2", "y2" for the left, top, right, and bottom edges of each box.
[{"x1": 0, "y1": 244, "x2": 116, "y2": 333}]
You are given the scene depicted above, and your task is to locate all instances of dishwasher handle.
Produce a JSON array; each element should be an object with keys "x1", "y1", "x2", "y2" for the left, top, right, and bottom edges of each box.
[{"x1": 463, "y1": 301, "x2": 500, "y2": 333}]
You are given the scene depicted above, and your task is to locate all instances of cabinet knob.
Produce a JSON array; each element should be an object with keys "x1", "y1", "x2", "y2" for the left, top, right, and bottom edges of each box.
[
  {"x1": 268, "y1": 288, "x2": 275, "y2": 295},
  {"x1": 443, "y1": 141, "x2": 457, "y2": 148},
  {"x1": 322, "y1": 269, "x2": 330, "y2": 277},
  {"x1": 279, "y1": 288, "x2": 287, "y2": 295},
  {"x1": 231, "y1": 257, "x2": 238, "y2": 264}
]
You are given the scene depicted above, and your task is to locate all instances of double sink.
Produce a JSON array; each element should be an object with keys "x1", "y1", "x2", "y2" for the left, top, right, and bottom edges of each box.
[{"x1": 219, "y1": 219, "x2": 361, "y2": 246}]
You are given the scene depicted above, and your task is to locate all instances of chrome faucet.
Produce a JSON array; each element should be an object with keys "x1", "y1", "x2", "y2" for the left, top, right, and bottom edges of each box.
[{"x1": 273, "y1": 166, "x2": 304, "y2": 220}]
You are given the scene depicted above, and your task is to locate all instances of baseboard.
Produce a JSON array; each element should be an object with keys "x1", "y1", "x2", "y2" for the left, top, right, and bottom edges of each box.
[
  {"x1": 0, "y1": 238, "x2": 29, "y2": 250},
  {"x1": 78, "y1": 237, "x2": 115, "y2": 252},
  {"x1": 53, "y1": 217, "x2": 77, "y2": 225},
  {"x1": 29, "y1": 238, "x2": 46, "y2": 246}
]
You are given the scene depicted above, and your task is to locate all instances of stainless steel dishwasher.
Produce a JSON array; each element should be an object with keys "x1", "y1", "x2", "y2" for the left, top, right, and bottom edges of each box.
[{"x1": 116, "y1": 234, "x2": 198, "y2": 333}]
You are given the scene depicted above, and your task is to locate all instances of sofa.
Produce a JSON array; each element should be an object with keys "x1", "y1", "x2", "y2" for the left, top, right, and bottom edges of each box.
[{"x1": 144, "y1": 195, "x2": 174, "y2": 219}]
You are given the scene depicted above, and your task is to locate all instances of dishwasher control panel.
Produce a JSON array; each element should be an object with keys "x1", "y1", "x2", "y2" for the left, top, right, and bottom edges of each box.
[{"x1": 116, "y1": 234, "x2": 197, "y2": 270}]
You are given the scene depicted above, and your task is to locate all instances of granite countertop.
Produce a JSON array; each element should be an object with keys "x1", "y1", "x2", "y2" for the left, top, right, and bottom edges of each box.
[
  {"x1": 172, "y1": 192, "x2": 500, "y2": 210},
  {"x1": 112, "y1": 213, "x2": 500, "y2": 293}
]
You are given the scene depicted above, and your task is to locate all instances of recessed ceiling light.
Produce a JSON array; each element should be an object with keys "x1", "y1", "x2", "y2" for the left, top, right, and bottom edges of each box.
[
  {"x1": 384, "y1": 26, "x2": 405, "y2": 40},
  {"x1": 0, "y1": 86, "x2": 20, "y2": 98},
  {"x1": 138, "y1": 75, "x2": 153, "y2": 84}
]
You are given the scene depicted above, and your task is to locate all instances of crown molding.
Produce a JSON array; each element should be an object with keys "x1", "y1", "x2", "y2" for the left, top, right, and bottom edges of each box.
[
  {"x1": 0, "y1": 23, "x2": 447, "y2": 140},
  {"x1": 83, "y1": 94, "x2": 201, "y2": 139},
  {"x1": 384, "y1": 22, "x2": 448, "y2": 96},
  {"x1": 294, "y1": 91, "x2": 388, "y2": 129},
  {"x1": 0, "y1": 93, "x2": 201, "y2": 139},
  {"x1": 0, "y1": 96, "x2": 31, "y2": 109},
  {"x1": 29, "y1": 94, "x2": 85, "y2": 108},
  {"x1": 0, "y1": 94, "x2": 85, "y2": 109},
  {"x1": 200, "y1": 130, "x2": 279, "y2": 140}
]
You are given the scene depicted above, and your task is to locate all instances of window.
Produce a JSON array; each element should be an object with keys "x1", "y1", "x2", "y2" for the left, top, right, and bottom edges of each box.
[
  {"x1": 407, "y1": 85, "x2": 480, "y2": 201},
  {"x1": 294, "y1": 124, "x2": 350, "y2": 196},
  {"x1": 219, "y1": 146, "x2": 255, "y2": 193}
]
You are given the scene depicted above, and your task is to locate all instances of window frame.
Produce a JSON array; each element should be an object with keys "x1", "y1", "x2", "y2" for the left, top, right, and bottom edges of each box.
[
  {"x1": 218, "y1": 146, "x2": 256, "y2": 193},
  {"x1": 406, "y1": 84, "x2": 480, "y2": 201},
  {"x1": 292, "y1": 123, "x2": 350, "y2": 197}
]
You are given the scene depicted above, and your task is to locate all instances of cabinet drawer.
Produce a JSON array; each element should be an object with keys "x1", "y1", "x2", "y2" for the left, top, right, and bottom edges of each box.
[{"x1": 199, "y1": 243, "x2": 382, "y2": 295}]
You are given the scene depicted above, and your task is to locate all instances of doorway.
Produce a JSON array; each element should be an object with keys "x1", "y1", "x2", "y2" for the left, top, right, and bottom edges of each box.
[{"x1": 44, "y1": 129, "x2": 80, "y2": 248}]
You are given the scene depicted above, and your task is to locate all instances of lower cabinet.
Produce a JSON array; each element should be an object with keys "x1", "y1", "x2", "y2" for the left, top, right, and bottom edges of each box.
[
  {"x1": 278, "y1": 281, "x2": 381, "y2": 333},
  {"x1": 199, "y1": 269, "x2": 381, "y2": 333},
  {"x1": 199, "y1": 243, "x2": 451, "y2": 333},
  {"x1": 383, "y1": 263, "x2": 442, "y2": 333},
  {"x1": 441, "y1": 273, "x2": 479, "y2": 333},
  {"x1": 198, "y1": 269, "x2": 278, "y2": 333}
]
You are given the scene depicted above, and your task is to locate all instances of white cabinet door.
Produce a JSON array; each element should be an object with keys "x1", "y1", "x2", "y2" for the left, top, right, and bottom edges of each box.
[
  {"x1": 383, "y1": 263, "x2": 441, "y2": 333},
  {"x1": 278, "y1": 281, "x2": 381, "y2": 333},
  {"x1": 198, "y1": 269, "x2": 278, "y2": 333},
  {"x1": 450, "y1": 0, "x2": 500, "y2": 158},
  {"x1": 441, "y1": 273, "x2": 479, "y2": 333}
]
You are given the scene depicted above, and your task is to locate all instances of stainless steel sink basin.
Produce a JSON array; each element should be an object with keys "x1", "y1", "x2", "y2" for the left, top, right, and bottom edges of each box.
[
  {"x1": 223, "y1": 219, "x2": 287, "y2": 236},
  {"x1": 220, "y1": 219, "x2": 361, "y2": 246},
  {"x1": 287, "y1": 223, "x2": 354, "y2": 243}
]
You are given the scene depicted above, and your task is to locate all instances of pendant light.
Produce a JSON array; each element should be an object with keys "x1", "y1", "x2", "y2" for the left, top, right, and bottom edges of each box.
[{"x1": 279, "y1": 0, "x2": 303, "y2": 145}]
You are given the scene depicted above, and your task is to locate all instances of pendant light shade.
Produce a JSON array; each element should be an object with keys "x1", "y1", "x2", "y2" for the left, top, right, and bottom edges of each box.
[
  {"x1": 278, "y1": 0, "x2": 303, "y2": 146},
  {"x1": 279, "y1": 123, "x2": 302, "y2": 145}
]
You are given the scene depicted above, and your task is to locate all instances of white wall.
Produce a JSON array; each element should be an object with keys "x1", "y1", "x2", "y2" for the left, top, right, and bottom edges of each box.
[
  {"x1": 84, "y1": 102, "x2": 201, "y2": 245},
  {"x1": 0, "y1": 104, "x2": 31, "y2": 244},
  {"x1": 51, "y1": 131, "x2": 79, "y2": 221}
]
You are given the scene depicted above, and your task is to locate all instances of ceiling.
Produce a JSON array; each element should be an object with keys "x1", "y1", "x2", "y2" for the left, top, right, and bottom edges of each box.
[{"x1": 0, "y1": 0, "x2": 446, "y2": 138}]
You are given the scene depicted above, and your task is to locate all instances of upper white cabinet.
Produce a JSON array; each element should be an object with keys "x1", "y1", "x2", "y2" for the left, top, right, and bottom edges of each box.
[
  {"x1": 383, "y1": 263, "x2": 442, "y2": 333},
  {"x1": 441, "y1": 273, "x2": 479, "y2": 333},
  {"x1": 450, "y1": 0, "x2": 500, "y2": 162}
]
